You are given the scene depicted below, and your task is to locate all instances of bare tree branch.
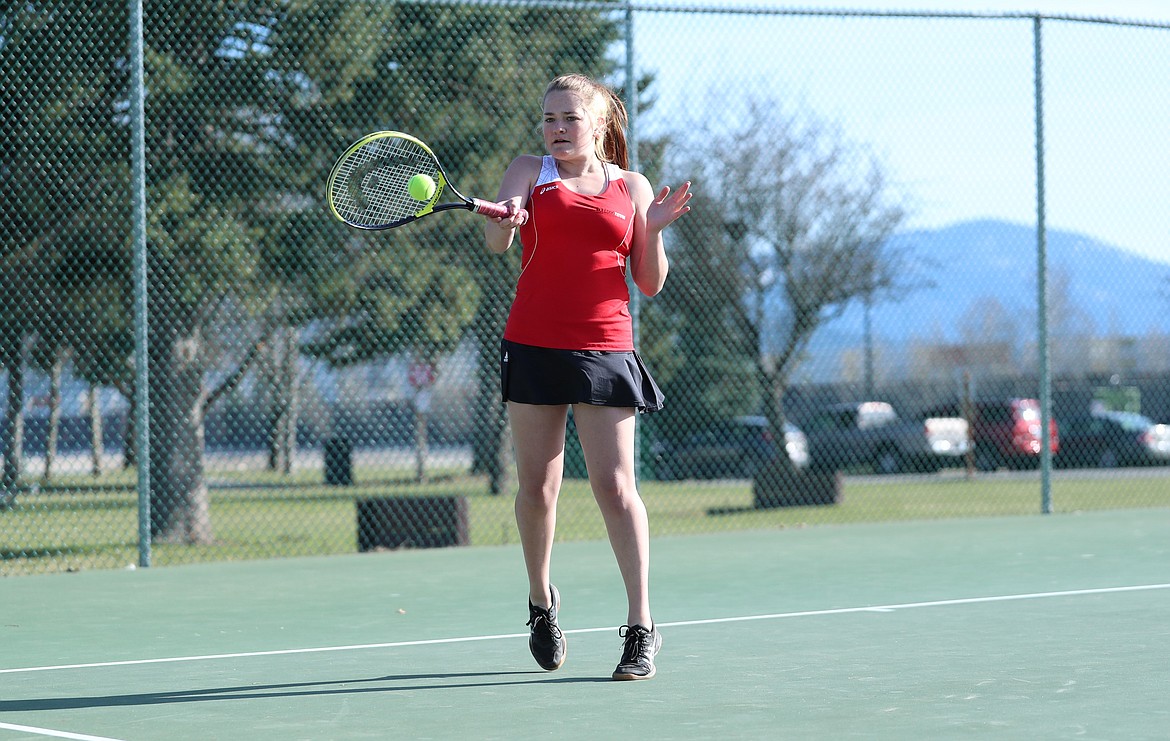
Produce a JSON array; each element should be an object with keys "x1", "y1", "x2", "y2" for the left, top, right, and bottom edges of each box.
[{"x1": 673, "y1": 95, "x2": 917, "y2": 430}]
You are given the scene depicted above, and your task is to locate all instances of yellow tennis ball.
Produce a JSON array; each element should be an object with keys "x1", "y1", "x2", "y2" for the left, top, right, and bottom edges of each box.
[{"x1": 408, "y1": 173, "x2": 436, "y2": 201}]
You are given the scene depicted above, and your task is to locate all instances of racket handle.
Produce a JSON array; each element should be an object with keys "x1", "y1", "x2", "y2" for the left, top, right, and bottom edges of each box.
[{"x1": 471, "y1": 198, "x2": 529, "y2": 224}]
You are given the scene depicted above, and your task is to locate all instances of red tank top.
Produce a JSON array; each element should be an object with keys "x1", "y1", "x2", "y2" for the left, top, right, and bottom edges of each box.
[{"x1": 503, "y1": 158, "x2": 636, "y2": 351}]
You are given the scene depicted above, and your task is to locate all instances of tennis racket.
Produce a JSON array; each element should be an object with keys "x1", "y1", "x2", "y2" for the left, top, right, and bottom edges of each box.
[{"x1": 326, "y1": 131, "x2": 527, "y2": 230}]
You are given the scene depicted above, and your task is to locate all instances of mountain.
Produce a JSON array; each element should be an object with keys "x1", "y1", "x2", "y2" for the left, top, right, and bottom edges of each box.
[{"x1": 823, "y1": 219, "x2": 1170, "y2": 347}]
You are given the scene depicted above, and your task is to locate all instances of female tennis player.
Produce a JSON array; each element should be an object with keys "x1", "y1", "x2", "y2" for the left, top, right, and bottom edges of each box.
[{"x1": 484, "y1": 73, "x2": 691, "y2": 680}]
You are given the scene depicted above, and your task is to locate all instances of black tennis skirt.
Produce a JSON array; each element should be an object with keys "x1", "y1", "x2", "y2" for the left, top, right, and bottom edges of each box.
[{"x1": 501, "y1": 339, "x2": 665, "y2": 413}]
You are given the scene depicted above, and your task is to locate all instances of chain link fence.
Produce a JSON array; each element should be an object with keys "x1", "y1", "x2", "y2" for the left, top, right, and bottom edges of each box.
[{"x1": 4, "y1": 1, "x2": 1170, "y2": 575}]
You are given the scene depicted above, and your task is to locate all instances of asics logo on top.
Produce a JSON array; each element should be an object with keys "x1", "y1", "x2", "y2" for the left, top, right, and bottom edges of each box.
[{"x1": 539, "y1": 184, "x2": 559, "y2": 196}]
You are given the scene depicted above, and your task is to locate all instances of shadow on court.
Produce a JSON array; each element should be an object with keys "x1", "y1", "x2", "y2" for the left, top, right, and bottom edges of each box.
[{"x1": 0, "y1": 670, "x2": 616, "y2": 713}]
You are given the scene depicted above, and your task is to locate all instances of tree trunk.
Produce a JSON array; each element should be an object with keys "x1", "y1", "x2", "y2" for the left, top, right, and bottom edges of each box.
[
  {"x1": 414, "y1": 401, "x2": 428, "y2": 484},
  {"x1": 473, "y1": 333, "x2": 509, "y2": 495},
  {"x1": 279, "y1": 325, "x2": 299, "y2": 475},
  {"x1": 266, "y1": 323, "x2": 298, "y2": 475},
  {"x1": 148, "y1": 323, "x2": 212, "y2": 544},
  {"x1": 42, "y1": 349, "x2": 65, "y2": 482},
  {"x1": 2, "y1": 339, "x2": 27, "y2": 491},
  {"x1": 88, "y1": 383, "x2": 104, "y2": 477},
  {"x1": 122, "y1": 389, "x2": 137, "y2": 470},
  {"x1": 470, "y1": 267, "x2": 512, "y2": 495}
]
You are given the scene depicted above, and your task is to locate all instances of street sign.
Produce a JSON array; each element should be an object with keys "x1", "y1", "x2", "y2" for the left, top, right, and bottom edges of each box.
[{"x1": 408, "y1": 362, "x2": 435, "y2": 390}]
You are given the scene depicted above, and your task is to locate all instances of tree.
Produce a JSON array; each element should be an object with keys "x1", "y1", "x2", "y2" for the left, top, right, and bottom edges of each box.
[
  {"x1": 1047, "y1": 266, "x2": 1095, "y2": 378},
  {"x1": 644, "y1": 192, "x2": 761, "y2": 449},
  {"x1": 133, "y1": 1, "x2": 633, "y2": 535},
  {"x1": 1, "y1": 2, "x2": 126, "y2": 494},
  {"x1": 670, "y1": 98, "x2": 912, "y2": 452},
  {"x1": 124, "y1": 1, "x2": 421, "y2": 542},
  {"x1": 958, "y1": 296, "x2": 1022, "y2": 378}
]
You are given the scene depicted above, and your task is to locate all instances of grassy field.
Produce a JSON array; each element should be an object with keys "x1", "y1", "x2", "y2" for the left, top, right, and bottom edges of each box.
[{"x1": 4, "y1": 466, "x2": 1170, "y2": 576}]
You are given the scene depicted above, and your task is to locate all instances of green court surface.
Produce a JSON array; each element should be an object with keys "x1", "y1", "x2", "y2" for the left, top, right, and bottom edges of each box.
[{"x1": 3, "y1": 509, "x2": 1169, "y2": 740}]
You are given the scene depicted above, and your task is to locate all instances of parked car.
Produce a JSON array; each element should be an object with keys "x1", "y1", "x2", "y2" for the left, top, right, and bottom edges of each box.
[
  {"x1": 1054, "y1": 411, "x2": 1170, "y2": 468},
  {"x1": 925, "y1": 398, "x2": 1058, "y2": 471},
  {"x1": 803, "y1": 401, "x2": 969, "y2": 475},
  {"x1": 651, "y1": 415, "x2": 808, "y2": 480}
]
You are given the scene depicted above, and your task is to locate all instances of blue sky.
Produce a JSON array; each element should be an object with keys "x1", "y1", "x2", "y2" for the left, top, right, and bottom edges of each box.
[{"x1": 633, "y1": 2, "x2": 1170, "y2": 263}]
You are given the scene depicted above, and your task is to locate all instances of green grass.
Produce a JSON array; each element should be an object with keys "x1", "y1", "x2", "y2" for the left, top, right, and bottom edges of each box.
[{"x1": 4, "y1": 468, "x2": 1170, "y2": 576}]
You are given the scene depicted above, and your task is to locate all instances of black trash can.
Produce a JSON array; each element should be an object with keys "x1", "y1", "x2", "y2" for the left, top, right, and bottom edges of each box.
[{"x1": 324, "y1": 436, "x2": 353, "y2": 486}]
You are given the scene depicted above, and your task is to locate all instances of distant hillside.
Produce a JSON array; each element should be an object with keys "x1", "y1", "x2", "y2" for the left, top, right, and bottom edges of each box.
[
  {"x1": 830, "y1": 219, "x2": 1170, "y2": 340},
  {"x1": 795, "y1": 219, "x2": 1170, "y2": 381}
]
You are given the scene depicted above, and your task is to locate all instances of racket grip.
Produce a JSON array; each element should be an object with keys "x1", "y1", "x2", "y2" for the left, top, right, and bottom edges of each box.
[{"x1": 472, "y1": 198, "x2": 528, "y2": 224}]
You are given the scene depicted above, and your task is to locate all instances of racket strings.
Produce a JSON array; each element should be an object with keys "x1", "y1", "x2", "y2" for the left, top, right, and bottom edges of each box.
[{"x1": 330, "y1": 137, "x2": 440, "y2": 227}]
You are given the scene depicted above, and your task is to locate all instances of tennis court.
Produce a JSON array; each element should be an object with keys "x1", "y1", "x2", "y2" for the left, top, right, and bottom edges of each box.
[{"x1": 4, "y1": 508, "x2": 1168, "y2": 740}]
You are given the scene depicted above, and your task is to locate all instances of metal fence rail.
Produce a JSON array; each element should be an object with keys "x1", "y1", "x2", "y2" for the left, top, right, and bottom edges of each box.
[{"x1": 3, "y1": 1, "x2": 1170, "y2": 575}]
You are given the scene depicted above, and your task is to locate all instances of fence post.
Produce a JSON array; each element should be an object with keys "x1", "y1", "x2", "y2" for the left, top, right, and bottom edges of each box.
[
  {"x1": 1033, "y1": 15, "x2": 1053, "y2": 515},
  {"x1": 130, "y1": 0, "x2": 152, "y2": 565},
  {"x1": 624, "y1": 2, "x2": 645, "y2": 482}
]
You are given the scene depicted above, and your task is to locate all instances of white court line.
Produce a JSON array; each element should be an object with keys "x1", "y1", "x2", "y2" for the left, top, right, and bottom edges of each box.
[
  {"x1": 0, "y1": 722, "x2": 126, "y2": 741},
  {"x1": 3, "y1": 582, "x2": 1168, "y2": 676}
]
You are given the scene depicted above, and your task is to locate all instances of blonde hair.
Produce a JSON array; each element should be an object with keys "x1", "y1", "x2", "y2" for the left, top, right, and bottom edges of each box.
[{"x1": 543, "y1": 74, "x2": 630, "y2": 169}]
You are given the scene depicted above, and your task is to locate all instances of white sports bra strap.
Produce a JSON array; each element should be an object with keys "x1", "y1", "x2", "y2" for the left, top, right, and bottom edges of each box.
[{"x1": 535, "y1": 155, "x2": 560, "y2": 187}]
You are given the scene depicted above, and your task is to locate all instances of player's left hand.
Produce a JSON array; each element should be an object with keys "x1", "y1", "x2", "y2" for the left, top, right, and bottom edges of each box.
[{"x1": 646, "y1": 181, "x2": 692, "y2": 234}]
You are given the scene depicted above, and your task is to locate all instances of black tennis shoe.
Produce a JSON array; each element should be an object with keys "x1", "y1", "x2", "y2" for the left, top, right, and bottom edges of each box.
[
  {"x1": 612, "y1": 623, "x2": 661, "y2": 680},
  {"x1": 526, "y1": 584, "x2": 566, "y2": 671}
]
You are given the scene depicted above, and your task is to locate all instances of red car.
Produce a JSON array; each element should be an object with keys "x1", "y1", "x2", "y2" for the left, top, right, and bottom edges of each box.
[{"x1": 926, "y1": 398, "x2": 1059, "y2": 471}]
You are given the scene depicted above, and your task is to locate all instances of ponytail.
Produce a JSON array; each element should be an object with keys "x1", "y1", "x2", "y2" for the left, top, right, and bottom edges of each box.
[{"x1": 602, "y1": 89, "x2": 630, "y2": 169}]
